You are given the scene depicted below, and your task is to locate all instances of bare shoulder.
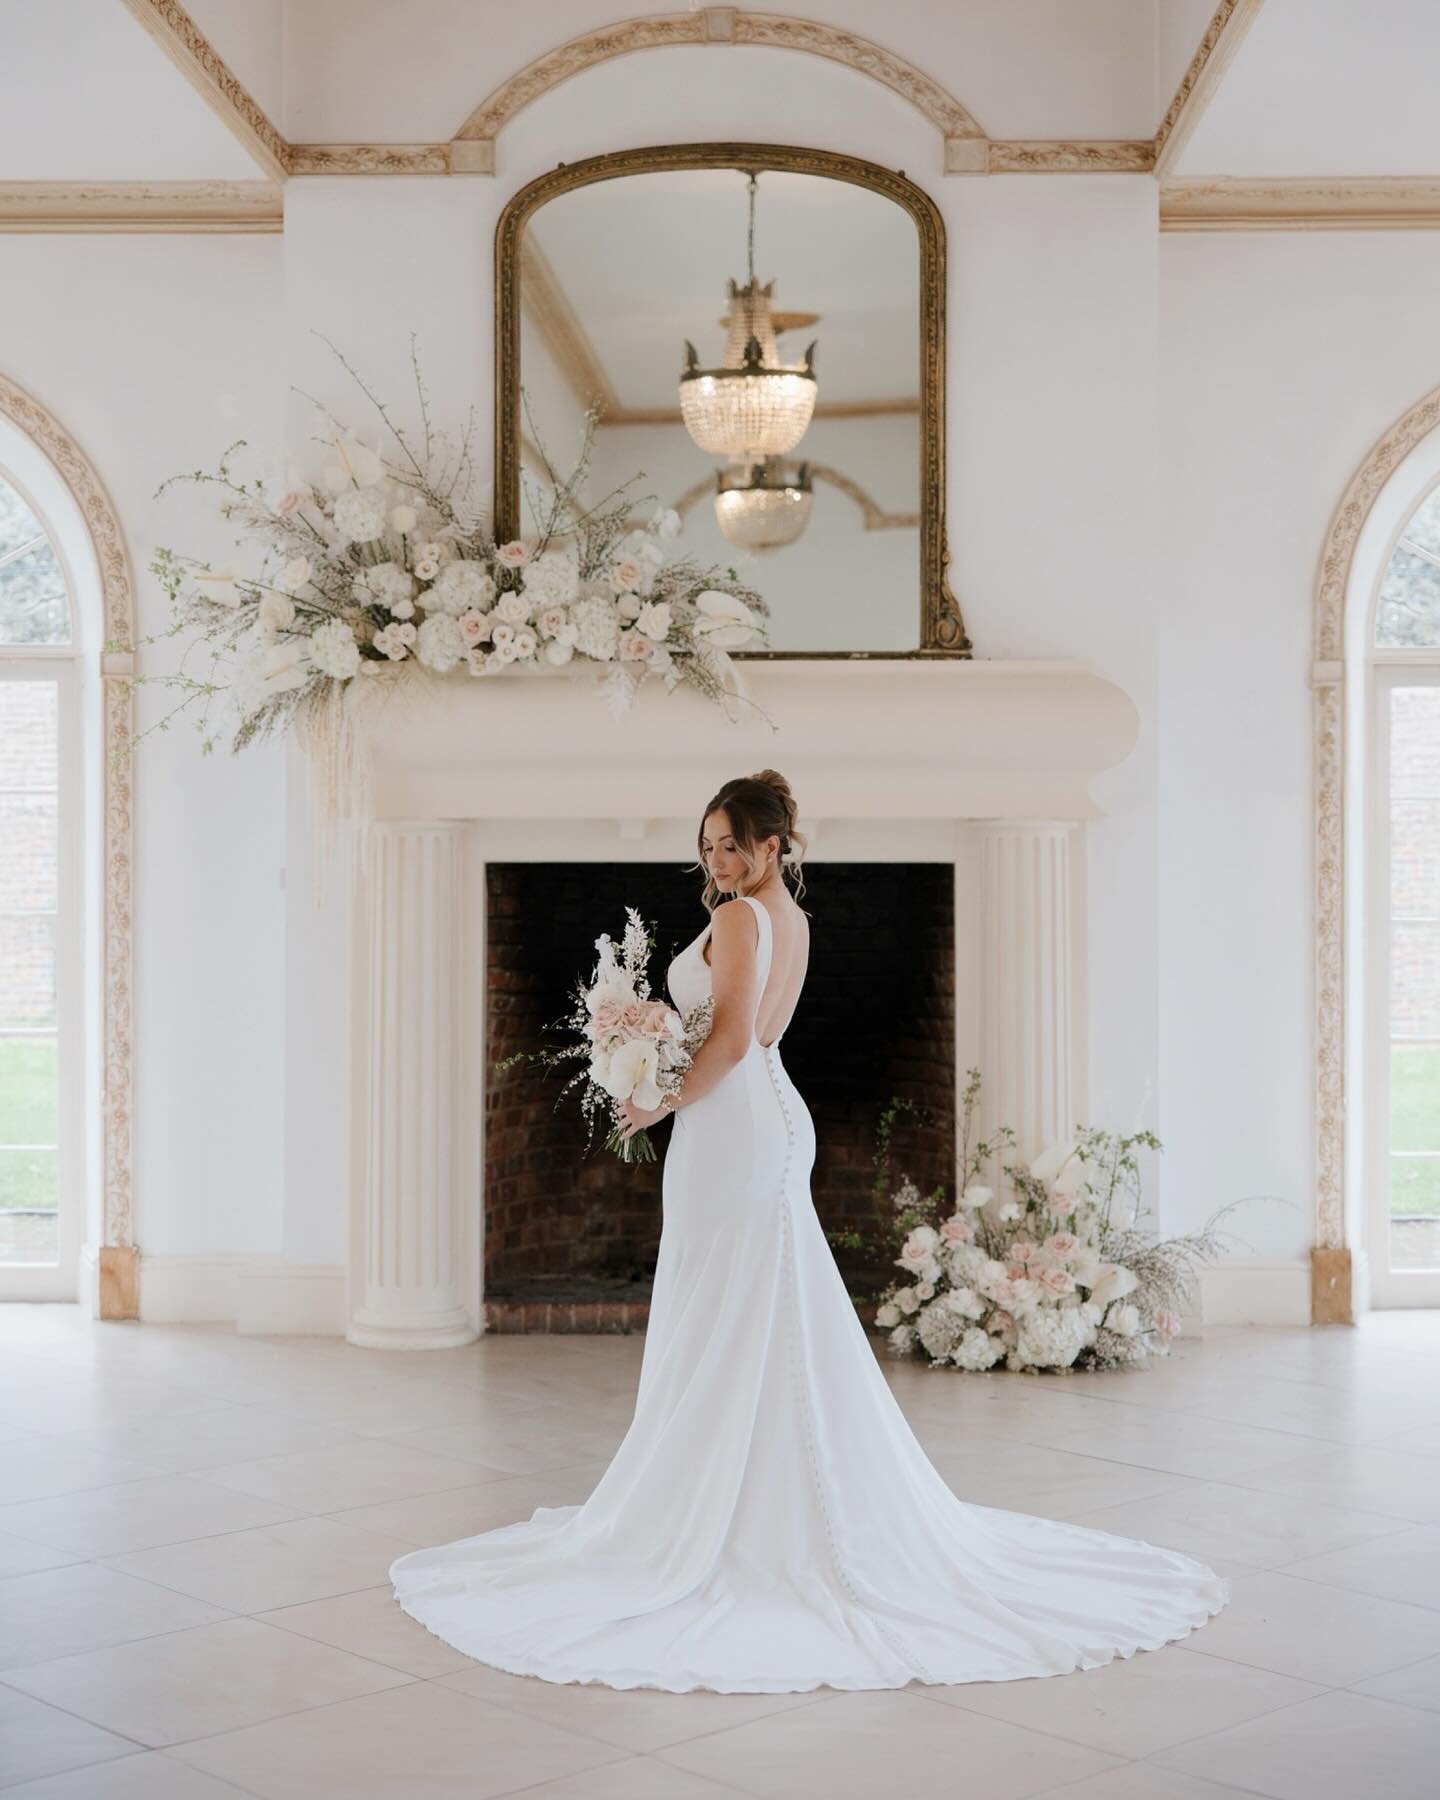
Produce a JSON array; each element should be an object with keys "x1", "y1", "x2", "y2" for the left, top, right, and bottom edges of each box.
[{"x1": 709, "y1": 898, "x2": 760, "y2": 948}]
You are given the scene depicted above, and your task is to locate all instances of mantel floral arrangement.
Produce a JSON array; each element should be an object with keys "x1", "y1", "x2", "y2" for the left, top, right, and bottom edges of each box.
[
  {"x1": 126, "y1": 339, "x2": 775, "y2": 811},
  {"x1": 861, "y1": 1073, "x2": 1251, "y2": 1374}
]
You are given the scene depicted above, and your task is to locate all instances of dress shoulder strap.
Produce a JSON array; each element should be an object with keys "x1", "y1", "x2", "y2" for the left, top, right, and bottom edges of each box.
[{"x1": 740, "y1": 893, "x2": 773, "y2": 972}]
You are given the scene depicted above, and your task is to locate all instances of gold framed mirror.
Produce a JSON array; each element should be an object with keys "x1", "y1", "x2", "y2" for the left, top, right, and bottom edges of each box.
[{"x1": 494, "y1": 143, "x2": 969, "y2": 658}]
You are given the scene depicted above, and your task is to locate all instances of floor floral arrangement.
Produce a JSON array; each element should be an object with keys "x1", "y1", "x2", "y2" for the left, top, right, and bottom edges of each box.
[
  {"x1": 124, "y1": 339, "x2": 774, "y2": 786},
  {"x1": 862, "y1": 1072, "x2": 1248, "y2": 1373}
]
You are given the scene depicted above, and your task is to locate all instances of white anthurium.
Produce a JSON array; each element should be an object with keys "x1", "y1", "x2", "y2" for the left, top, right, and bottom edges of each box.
[
  {"x1": 1030, "y1": 1139, "x2": 1085, "y2": 1195},
  {"x1": 319, "y1": 434, "x2": 383, "y2": 493},
  {"x1": 601, "y1": 1037, "x2": 663, "y2": 1109},
  {"x1": 279, "y1": 556, "x2": 312, "y2": 592},
  {"x1": 1087, "y1": 1263, "x2": 1139, "y2": 1311},
  {"x1": 692, "y1": 590, "x2": 760, "y2": 649}
]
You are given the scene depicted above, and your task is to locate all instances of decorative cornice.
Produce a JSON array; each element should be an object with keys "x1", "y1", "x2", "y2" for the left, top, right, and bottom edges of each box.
[
  {"x1": 287, "y1": 144, "x2": 453, "y2": 177},
  {"x1": 1162, "y1": 177, "x2": 1440, "y2": 231},
  {"x1": 0, "y1": 374, "x2": 136, "y2": 1280},
  {"x1": 0, "y1": 181, "x2": 282, "y2": 233},
  {"x1": 987, "y1": 140, "x2": 1155, "y2": 175},
  {"x1": 118, "y1": 0, "x2": 289, "y2": 178},
  {"x1": 1153, "y1": 0, "x2": 1264, "y2": 175}
]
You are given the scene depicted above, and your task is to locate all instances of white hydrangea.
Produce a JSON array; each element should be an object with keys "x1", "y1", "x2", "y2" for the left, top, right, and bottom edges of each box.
[
  {"x1": 953, "y1": 1327, "x2": 1005, "y2": 1372},
  {"x1": 916, "y1": 1300, "x2": 966, "y2": 1361},
  {"x1": 888, "y1": 1323, "x2": 917, "y2": 1355},
  {"x1": 522, "y1": 549, "x2": 580, "y2": 607},
  {"x1": 363, "y1": 562, "x2": 416, "y2": 612},
  {"x1": 308, "y1": 618, "x2": 360, "y2": 679},
  {"x1": 1013, "y1": 1305, "x2": 1095, "y2": 1371},
  {"x1": 572, "y1": 593, "x2": 620, "y2": 661},
  {"x1": 427, "y1": 560, "x2": 496, "y2": 619},
  {"x1": 944, "y1": 1242, "x2": 989, "y2": 1286},
  {"x1": 416, "y1": 613, "x2": 465, "y2": 673},
  {"x1": 330, "y1": 488, "x2": 388, "y2": 545},
  {"x1": 943, "y1": 1286, "x2": 987, "y2": 1320}
]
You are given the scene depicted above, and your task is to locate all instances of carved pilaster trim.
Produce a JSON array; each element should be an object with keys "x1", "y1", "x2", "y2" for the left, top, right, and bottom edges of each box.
[
  {"x1": 1153, "y1": 0, "x2": 1265, "y2": 176},
  {"x1": 287, "y1": 144, "x2": 452, "y2": 177},
  {"x1": 117, "y1": 0, "x2": 289, "y2": 178},
  {"x1": 0, "y1": 181, "x2": 282, "y2": 233},
  {"x1": 0, "y1": 375, "x2": 136, "y2": 1278},
  {"x1": 1311, "y1": 381, "x2": 1440, "y2": 1283}
]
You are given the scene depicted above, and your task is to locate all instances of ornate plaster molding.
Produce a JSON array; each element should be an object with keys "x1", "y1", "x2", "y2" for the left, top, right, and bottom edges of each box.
[
  {"x1": 0, "y1": 375, "x2": 136, "y2": 1303},
  {"x1": 1311, "y1": 383, "x2": 1440, "y2": 1287},
  {"x1": 1162, "y1": 177, "x2": 1440, "y2": 232},
  {"x1": 455, "y1": 8, "x2": 985, "y2": 164},
  {"x1": 987, "y1": 141, "x2": 1155, "y2": 175},
  {"x1": 287, "y1": 144, "x2": 453, "y2": 177},
  {"x1": 0, "y1": 181, "x2": 282, "y2": 233},
  {"x1": 118, "y1": 0, "x2": 289, "y2": 178},
  {"x1": 1153, "y1": 0, "x2": 1265, "y2": 175}
]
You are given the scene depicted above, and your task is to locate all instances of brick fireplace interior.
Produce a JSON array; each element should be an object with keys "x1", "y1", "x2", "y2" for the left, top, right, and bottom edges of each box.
[{"x1": 484, "y1": 862, "x2": 955, "y2": 1326}]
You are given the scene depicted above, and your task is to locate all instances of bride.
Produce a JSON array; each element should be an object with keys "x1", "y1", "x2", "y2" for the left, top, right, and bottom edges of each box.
[{"x1": 389, "y1": 769, "x2": 1230, "y2": 1692}]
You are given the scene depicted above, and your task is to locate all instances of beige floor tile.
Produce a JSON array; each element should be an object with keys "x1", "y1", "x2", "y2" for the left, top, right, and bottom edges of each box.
[
  {"x1": 46, "y1": 1407, "x2": 365, "y2": 1476},
  {"x1": 1279, "y1": 1523, "x2": 1440, "y2": 1608},
  {"x1": 0, "y1": 1750, "x2": 261, "y2": 1797},
  {"x1": 439, "y1": 1660, "x2": 826, "y2": 1753},
  {"x1": 267, "y1": 1376, "x2": 533, "y2": 1439},
  {"x1": 0, "y1": 1563, "x2": 229, "y2": 1668},
  {"x1": 655, "y1": 1688, "x2": 1122, "y2": 1799},
  {"x1": 1152, "y1": 1689, "x2": 1440, "y2": 1799},
  {"x1": 328, "y1": 1462, "x2": 607, "y2": 1547},
  {"x1": 1223, "y1": 1443, "x2": 1440, "y2": 1525},
  {"x1": 1059, "y1": 1478, "x2": 1409, "y2": 1570},
  {"x1": 0, "y1": 1475, "x2": 301, "y2": 1558},
  {"x1": 104, "y1": 1515, "x2": 422, "y2": 1612},
  {"x1": 2, "y1": 1616, "x2": 413, "y2": 1748},
  {"x1": 196, "y1": 1436, "x2": 491, "y2": 1513},
  {"x1": 0, "y1": 1378, "x2": 231, "y2": 1437},
  {"x1": 0, "y1": 1438, "x2": 165, "y2": 1507},
  {"x1": 488, "y1": 1756, "x2": 752, "y2": 1798},
  {"x1": 1351, "y1": 1648, "x2": 1440, "y2": 1711},
  {"x1": 0, "y1": 1681, "x2": 138, "y2": 1788},
  {"x1": 1038, "y1": 1765, "x2": 1279, "y2": 1799},
  {"x1": 1021, "y1": 1412, "x2": 1318, "y2": 1482},
  {"x1": 165, "y1": 1679, "x2": 627, "y2": 1799},
  {"x1": 1181, "y1": 1569, "x2": 1440, "y2": 1685},
  {"x1": 921, "y1": 1441, "x2": 1190, "y2": 1516},
  {"x1": 920, "y1": 1644, "x2": 1319, "y2": 1757},
  {"x1": 256, "y1": 1584, "x2": 476, "y2": 1678},
  {"x1": 0, "y1": 1532, "x2": 79, "y2": 1578}
]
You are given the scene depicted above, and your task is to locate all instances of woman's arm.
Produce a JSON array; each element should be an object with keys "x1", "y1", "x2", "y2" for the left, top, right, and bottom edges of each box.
[{"x1": 616, "y1": 899, "x2": 758, "y2": 1138}]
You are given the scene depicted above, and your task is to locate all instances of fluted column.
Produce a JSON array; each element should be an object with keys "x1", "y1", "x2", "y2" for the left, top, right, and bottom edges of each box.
[
  {"x1": 348, "y1": 821, "x2": 478, "y2": 1348},
  {"x1": 956, "y1": 822, "x2": 1080, "y2": 1165}
]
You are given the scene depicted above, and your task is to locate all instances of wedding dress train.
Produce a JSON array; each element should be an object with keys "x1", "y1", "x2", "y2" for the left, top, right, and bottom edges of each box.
[{"x1": 389, "y1": 892, "x2": 1229, "y2": 1692}]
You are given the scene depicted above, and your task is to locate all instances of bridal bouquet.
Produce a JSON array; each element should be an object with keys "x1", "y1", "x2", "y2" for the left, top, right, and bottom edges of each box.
[
  {"x1": 872, "y1": 1073, "x2": 1244, "y2": 1373},
  {"x1": 498, "y1": 909, "x2": 714, "y2": 1163},
  {"x1": 135, "y1": 337, "x2": 773, "y2": 768}
]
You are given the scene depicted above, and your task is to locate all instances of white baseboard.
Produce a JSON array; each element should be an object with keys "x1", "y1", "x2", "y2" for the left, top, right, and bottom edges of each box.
[
  {"x1": 138, "y1": 1252, "x2": 345, "y2": 1334},
  {"x1": 1192, "y1": 1257, "x2": 1312, "y2": 1326}
]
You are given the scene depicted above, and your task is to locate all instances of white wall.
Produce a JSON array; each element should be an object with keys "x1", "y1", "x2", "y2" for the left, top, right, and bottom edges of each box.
[
  {"x1": 1160, "y1": 228, "x2": 1440, "y2": 1259},
  {"x1": 0, "y1": 234, "x2": 287, "y2": 1260}
]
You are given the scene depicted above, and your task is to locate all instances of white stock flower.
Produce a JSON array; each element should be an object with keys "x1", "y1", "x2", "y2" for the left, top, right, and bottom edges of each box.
[
  {"x1": 888, "y1": 1323, "x2": 917, "y2": 1354},
  {"x1": 692, "y1": 589, "x2": 760, "y2": 649},
  {"x1": 427, "y1": 560, "x2": 496, "y2": 618},
  {"x1": 330, "y1": 488, "x2": 388, "y2": 544},
  {"x1": 416, "y1": 613, "x2": 465, "y2": 672},
  {"x1": 308, "y1": 618, "x2": 361, "y2": 679}
]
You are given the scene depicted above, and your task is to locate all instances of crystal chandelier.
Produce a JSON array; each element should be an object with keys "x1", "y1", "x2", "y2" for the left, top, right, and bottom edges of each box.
[
  {"x1": 714, "y1": 457, "x2": 814, "y2": 552},
  {"x1": 679, "y1": 173, "x2": 818, "y2": 460}
]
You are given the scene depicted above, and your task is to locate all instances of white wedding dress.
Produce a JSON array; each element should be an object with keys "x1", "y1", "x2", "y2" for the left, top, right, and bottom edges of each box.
[{"x1": 389, "y1": 892, "x2": 1230, "y2": 1692}]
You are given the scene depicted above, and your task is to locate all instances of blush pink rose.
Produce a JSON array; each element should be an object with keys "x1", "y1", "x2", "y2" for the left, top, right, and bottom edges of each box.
[
  {"x1": 276, "y1": 489, "x2": 308, "y2": 515},
  {"x1": 458, "y1": 609, "x2": 491, "y2": 645},
  {"x1": 591, "y1": 998, "x2": 625, "y2": 1032},
  {"x1": 1005, "y1": 1260, "x2": 1028, "y2": 1281},
  {"x1": 638, "y1": 1000, "x2": 672, "y2": 1036},
  {"x1": 1044, "y1": 1232, "x2": 1081, "y2": 1258},
  {"x1": 1011, "y1": 1240, "x2": 1037, "y2": 1261},
  {"x1": 496, "y1": 540, "x2": 530, "y2": 568},
  {"x1": 1154, "y1": 1309, "x2": 1182, "y2": 1342},
  {"x1": 990, "y1": 1310, "x2": 1016, "y2": 1335},
  {"x1": 940, "y1": 1216, "x2": 974, "y2": 1244},
  {"x1": 986, "y1": 1278, "x2": 1017, "y2": 1309},
  {"x1": 620, "y1": 1000, "x2": 646, "y2": 1030},
  {"x1": 1038, "y1": 1266, "x2": 1076, "y2": 1296}
]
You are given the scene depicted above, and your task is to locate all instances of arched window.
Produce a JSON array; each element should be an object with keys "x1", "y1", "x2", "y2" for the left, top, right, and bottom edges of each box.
[
  {"x1": 1366, "y1": 482, "x2": 1440, "y2": 1304},
  {"x1": 0, "y1": 460, "x2": 85, "y2": 1299}
]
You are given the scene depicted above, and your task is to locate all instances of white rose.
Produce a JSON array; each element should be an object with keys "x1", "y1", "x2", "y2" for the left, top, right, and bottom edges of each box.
[
  {"x1": 914, "y1": 1280, "x2": 936, "y2": 1302},
  {"x1": 414, "y1": 556, "x2": 441, "y2": 582},
  {"x1": 544, "y1": 637, "x2": 575, "y2": 666},
  {"x1": 895, "y1": 1286, "x2": 920, "y2": 1315},
  {"x1": 494, "y1": 590, "x2": 532, "y2": 625},
  {"x1": 512, "y1": 626, "x2": 538, "y2": 660},
  {"x1": 875, "y1": 1302, "x2": 901, "y2": 1328},
  {"x1": 635, "y1": 600, "x2": 671, "y2": 641}
]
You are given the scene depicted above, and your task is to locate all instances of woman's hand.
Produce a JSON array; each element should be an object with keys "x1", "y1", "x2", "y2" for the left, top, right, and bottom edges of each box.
[{"x1": 616, "y1": 1096, "x2": 670, "y2": 1142}]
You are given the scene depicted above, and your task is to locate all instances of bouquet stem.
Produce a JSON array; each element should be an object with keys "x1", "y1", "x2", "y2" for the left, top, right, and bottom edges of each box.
[{"x1": 605, "y1": 1123, "x2": 656, "y2": 1163}]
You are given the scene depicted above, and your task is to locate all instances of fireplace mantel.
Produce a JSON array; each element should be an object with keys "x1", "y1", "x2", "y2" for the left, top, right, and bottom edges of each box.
[{"x1": 357, "y1": 658, "x2": 1139, "y2": 823}]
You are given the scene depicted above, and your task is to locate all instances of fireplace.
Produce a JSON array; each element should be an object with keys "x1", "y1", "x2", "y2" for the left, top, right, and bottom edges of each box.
[
  {"x1": 342, "y1": 658, "x2": 1137, "y2": 1349},
  {"x1": 484, "y1": 863, "x2": 955, "y2": 1329}
]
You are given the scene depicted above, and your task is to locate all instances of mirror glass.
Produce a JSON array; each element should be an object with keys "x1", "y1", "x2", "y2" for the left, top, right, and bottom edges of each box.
[{"x1": 515, "y1": 166, "x2": 924, "y2": 653}]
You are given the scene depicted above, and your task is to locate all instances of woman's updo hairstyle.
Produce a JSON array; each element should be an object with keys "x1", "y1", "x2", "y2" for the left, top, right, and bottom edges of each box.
[{"x1": 695, "y1": 769, "x2": 809, "y2": 911}]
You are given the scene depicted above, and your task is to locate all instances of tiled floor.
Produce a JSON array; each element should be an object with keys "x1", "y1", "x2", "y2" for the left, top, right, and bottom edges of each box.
[{"x1": 2, "y1": 1308, "x2": 1440, "y2": 1798}]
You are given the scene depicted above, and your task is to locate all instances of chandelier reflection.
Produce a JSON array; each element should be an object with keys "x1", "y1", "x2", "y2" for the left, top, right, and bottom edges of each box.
[
  {"x1": 714, "y1": 457, "x2": 814, "y2": 552},
  {"x1": 679, "y1": 172, "x2": 818, "y2": 460}
]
